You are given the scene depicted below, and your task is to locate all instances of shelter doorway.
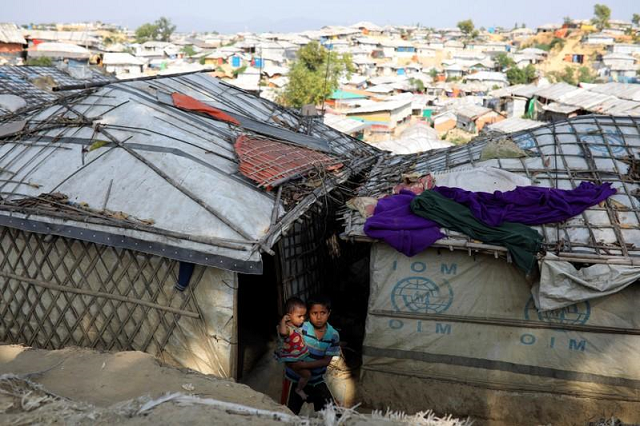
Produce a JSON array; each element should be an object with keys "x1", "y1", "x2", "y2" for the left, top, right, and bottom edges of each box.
[{"x1": 236, "y1": 254, "x2": 279, "y2": 380}]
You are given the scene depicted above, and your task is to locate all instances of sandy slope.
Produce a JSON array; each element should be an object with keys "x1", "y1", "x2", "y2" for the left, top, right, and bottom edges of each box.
[{"x1": 0, "y1": 345, "x2": 286, "y2": 411}]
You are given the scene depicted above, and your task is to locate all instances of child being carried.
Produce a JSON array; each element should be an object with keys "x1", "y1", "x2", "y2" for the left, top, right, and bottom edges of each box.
[{"x1": 275, "y1": 297, "x2": 311, "y2": 400}]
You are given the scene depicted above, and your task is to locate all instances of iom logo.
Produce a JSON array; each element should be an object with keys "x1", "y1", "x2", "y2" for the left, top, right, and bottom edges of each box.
[
  {"x1": 580, "y1": 128, "x2": 625, "y2": 155},
  {"x1": 391, "y1": 276, "x2": 454, "y2": 314},
  {"x1": 514, "y1": 134, "x2": 536, "y2": 150},
  {"x1": 524, "y1": 297, "x2": 590, "y2": 325}
]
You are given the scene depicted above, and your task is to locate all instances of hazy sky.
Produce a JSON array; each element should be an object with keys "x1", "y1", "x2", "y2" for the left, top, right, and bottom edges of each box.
[{"x1": 4, "y1": 0, "x2": 638, "y2": 33}]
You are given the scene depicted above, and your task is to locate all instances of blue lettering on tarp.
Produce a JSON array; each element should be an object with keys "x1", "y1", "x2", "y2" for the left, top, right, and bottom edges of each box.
[
  {"x1": 411, "y1": 261, "x2": 426, "y2": 273},
  {"x1": 519, "y1": 333, "x2": 588, "y2": 352},
  {"x1": 520, "y1": 334, "x2": 536, "y2": 345},
  {"x1": 389, "y1": 319, "x2": 404, "y2": 329},
  {"x1": 435, "y1": 323, "x2": 452, "y2": 335},
  {"x1": 392, "y1": 260, "x2": 397, "y2": 270},
  {"x1": 440, "y1": 263, "x2": 457, "y2": 275},
  {"x1": 569, "y1": 339, "x2": 587, "y2": 352}
]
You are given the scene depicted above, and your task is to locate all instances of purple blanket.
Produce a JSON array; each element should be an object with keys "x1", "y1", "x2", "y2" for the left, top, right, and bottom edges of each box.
[
  {"x1": 363, "y1": 182, "x2": 616, "y2": 257},
  {"x1": 434, "y1": 182, "x2": 616, "y2": 227},
  {"x1": 363, "y1": 191, "x2": 444, "y2": 257}
]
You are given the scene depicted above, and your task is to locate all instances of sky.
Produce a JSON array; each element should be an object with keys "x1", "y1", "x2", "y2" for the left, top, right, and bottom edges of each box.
[{"x1": 3, "y1": 0, "x2": 638, "y2": 33}]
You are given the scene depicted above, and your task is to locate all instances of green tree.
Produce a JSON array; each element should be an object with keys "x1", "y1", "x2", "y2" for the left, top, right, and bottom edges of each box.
[
  {"x1": 135, "y1": 17, "x2": 175, "y2": 43},
  {"x1": 549, "y1": 66, "x2": 577, "y2": 85},
  {"x1": 506, "y1": 64, "x2": 537, "y2": 85},
  {"x1": 549, "y1": 37, "x2": 566, "y2": 50},
  {"x1": 181, "y1": 45, "x2": 196, "y2": 57},
  {"x1": 135, "y1": 23, "x2": 158, "y2": 43},
  {"x1": 281, "y1": 41, "x2": 353, "y2": 108},
  {"x1": 633, "y1": 13, "x2": 640, "y2": 26},
  {"x1": 578, "y1": 66, "x2": 597, "y2": 83},
  {"x1": 155, "y1": 17, "x2": 176, "y2": 42},
  {"x1": 563, "y1": 16, "x2": 573, "y2": 25},
  {"x1": 495, "y1": 52, "x2": 515, "y2": 70},
  {"x1": 409, "y1": 78, "x2": 425, "y2": 93},
  {"x1": 592, "y1": 4, "x2": 611, "y2": 30},
  {"x1": 232, "y1": 65, "x2": 247, "y2": 77},
  {"x1": 429, "y1": 68, "x2": 439, "y2": 79},
  {"x1": 457, "y1": 19, "x2": 475, "y2": 36}
]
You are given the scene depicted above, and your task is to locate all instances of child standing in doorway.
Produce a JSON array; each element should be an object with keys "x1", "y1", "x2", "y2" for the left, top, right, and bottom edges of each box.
[{"x1": 276, "y1": 297, "x2": 311, "y2": 400}]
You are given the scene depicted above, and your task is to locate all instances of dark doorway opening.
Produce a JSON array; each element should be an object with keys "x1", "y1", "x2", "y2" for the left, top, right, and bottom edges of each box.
[{"x1": 236, "y1": 253, "x2": 279, "y2": 381}]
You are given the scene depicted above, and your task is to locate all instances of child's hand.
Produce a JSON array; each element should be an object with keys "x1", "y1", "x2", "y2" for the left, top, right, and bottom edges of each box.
[{"x1": 280, "y1": 314, "x2": 290, "y2": 325}]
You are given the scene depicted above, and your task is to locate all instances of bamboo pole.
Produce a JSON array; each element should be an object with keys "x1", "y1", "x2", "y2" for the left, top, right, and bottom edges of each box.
[{"x1": 0, "y1": 271, "x2": 200, "y2": 319}]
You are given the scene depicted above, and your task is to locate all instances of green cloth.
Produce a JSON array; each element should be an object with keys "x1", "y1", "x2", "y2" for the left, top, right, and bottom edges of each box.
[{"x1": 410, "y1": 190, "x2": 543, "y2": 274}]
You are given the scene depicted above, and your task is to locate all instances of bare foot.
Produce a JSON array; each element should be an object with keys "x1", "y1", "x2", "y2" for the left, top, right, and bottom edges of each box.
[{"x1": 295, "y1": 388, "x2": 308, "y2": 401}]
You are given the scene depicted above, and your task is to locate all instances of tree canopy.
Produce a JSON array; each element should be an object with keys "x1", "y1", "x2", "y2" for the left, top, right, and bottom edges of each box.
[
  {"x1": 457, "y1": 19, "x2": 475, "y2": 36},
  {"x1": 280, "y1": 41, "x2": 354, "y2": 108},
  {"x1": 135, "y1": 17, "x2": 176, "y2": 43},
  {"x1": 592, "y1": 4, "x2": 611, "y2": 30},
  {"x1": 632, "y1": 13, "x2": 640, "y2": 26},
  {"x1": 495, "y1": 52, "x2": 515, "y2": 70},
  {"x1": 506, "y1": 64, "x2": 537, "y2": 85}
]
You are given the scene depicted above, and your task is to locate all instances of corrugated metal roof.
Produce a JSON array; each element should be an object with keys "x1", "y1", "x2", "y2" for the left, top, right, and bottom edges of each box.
[
  {"x1": 323, "y1": 114, "x2": 371, "y2": 134},
  {"x1": 533, "y1": 83, "x2": 582, "y2": 102},
  {"x1": 486, "y1": 117, "x2": 545, "y2": 134},
  {"x1": 560, "y1": 89, "x2": 614, "y2": 110},
  {"x1": 453, "y1": 103, "x2": 492, "y2": 119},
  {"x1": 590, "y1": 97, "x2": 640, "y2": 115},
  {"x1": 543, "y1": 102, "x2": 581, "y2": 114},
  {"x1": 347, "y1": 99, "x2": 412, "y2": 114},
  {"x1": 0, "y1": 23, "x2": 26, "y2": 45},
  {"x1": 588, "y1": 82, "x2": 640, "y2": 101}
]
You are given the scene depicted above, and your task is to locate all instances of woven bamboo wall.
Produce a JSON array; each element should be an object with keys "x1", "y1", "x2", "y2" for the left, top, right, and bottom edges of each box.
[{"x1": 0, "y1": 226, "x2": 237, "y2": 377}]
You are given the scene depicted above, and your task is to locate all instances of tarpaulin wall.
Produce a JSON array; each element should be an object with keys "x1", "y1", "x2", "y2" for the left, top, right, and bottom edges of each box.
[
  {"x1": 362, "y1": 243, "x2": 640, "y2": 423},
  {"x1": 0, "y1": 226, "x2": 237, "y2": 378}
]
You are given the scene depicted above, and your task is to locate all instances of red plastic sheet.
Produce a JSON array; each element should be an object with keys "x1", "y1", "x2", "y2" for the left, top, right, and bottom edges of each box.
[
  {"x1": 171, "y1": 92, "x2": 240, "y2": 126},
  {"x1": 235, "y1": 135, "x2": 342, "y2": 189}
]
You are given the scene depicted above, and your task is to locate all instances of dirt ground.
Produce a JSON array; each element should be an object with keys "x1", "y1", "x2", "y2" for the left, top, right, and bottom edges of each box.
[
  {"x1": 0, "y1": 344, "x2": 471, "y2": 425},
  {"x1": 0, "y1": 345, "x2": 282, "y2": 411}
]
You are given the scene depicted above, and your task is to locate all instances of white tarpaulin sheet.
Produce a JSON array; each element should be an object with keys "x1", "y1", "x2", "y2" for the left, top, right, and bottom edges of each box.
[
  {"x1": 535, "y1": 253, "x2": 640, "y2": 311},
  {"x1": 432, "y1": 166, "x2": 531, "y2": 192},
  {"x1": 363, "y1": 243, "x2": 640, "y2": 400}
]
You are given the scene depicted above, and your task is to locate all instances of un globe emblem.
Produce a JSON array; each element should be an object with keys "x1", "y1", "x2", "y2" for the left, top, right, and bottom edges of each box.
[
  {"x1": 391, "y1": 276, "x2": 454, "y2": 314},
  {"x1": 524, "y1": 297, "x2": 590, "y2": 325}
]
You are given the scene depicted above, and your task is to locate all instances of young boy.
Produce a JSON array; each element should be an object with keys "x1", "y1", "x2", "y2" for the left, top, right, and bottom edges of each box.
[
  {"x1": 276, "y1": 297, "x2": 312, "y2": 400},
  {"x1": 281, "y1": 296, "x2": 340, "y2": 414}
]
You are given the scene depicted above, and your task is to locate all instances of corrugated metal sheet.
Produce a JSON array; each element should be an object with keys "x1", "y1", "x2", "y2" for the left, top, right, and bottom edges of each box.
[
  {"x1": 543, "y1": 102, "x2": 581, "y2": 114},
  {"x1": 0, "y1": 23, "x2": 26, "y2": 45},
  {"x1": 560, "y1": 89, "x2": 614, "y2": 110},
  {"x1": 486, "y1": 117, "x2": 544, "y2": 134},
  {"x1": 588, "y1": 82, "x2": 640, "y2": 101},
  {"x1": 533, "y1": 83, "x2": 582, "y2": 102}
]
